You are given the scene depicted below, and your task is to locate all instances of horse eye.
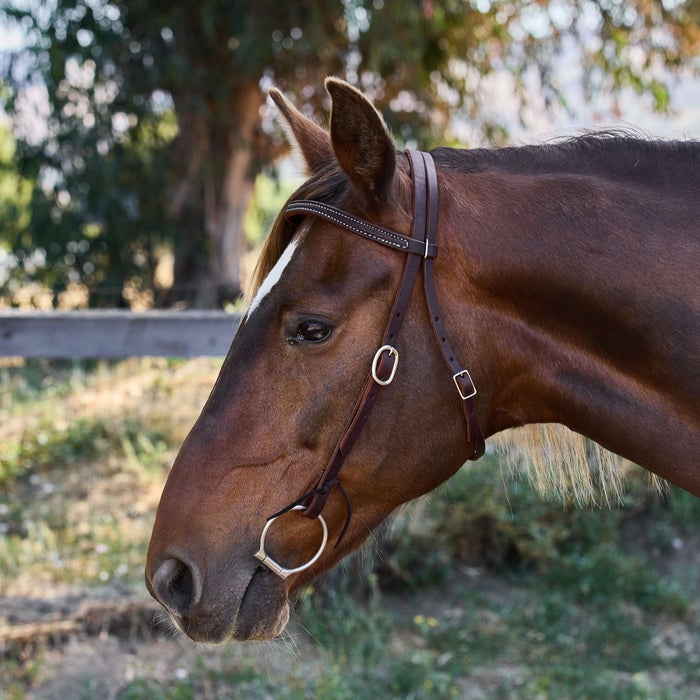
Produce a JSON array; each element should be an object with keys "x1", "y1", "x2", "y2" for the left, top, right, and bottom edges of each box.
[{"x1": 290, "y1": 319, "x2": 333, "y2": 345}]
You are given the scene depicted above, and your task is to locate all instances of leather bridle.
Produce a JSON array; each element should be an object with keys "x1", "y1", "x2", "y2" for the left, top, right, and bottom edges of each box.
[{"x1": 254, "y1": 149, "x2": 485, "y2": 579}]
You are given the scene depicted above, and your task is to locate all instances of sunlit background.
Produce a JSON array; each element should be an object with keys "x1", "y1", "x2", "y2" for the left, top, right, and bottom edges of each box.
[{"x1": 1, "y1": 1, "x2": 699, "y2": 698}]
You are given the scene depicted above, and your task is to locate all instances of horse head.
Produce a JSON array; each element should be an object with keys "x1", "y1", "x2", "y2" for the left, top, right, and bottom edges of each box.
[{"x1": 145, "y1": 79, "x2": 486, "y2": 642}]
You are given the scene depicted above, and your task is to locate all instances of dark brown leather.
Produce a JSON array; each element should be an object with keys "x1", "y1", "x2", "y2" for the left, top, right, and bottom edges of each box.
[
  {"x1": 285, "y1": 200, "x2": 438, "y2": 258},
  {"x1": 275, "y1": 149, "x2": 485, "y2": 541},
  {"x1": 413, "y1": 150, "x2": 483, "y2": 458}
]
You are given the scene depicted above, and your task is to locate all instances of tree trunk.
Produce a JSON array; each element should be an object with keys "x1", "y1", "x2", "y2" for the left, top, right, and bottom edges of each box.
[
  {"x1": 206, "y1": 84, "x2": 262, "y2": 306},
  {"x1": 169, "y1": 83, "x2": 263, "y2": 308},
  {"x1": 211, "y1": 151, "x2": 255, "y2": 301}
]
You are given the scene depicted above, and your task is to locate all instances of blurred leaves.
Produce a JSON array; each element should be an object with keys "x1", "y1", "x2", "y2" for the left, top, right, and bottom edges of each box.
[{"x1": 0, "y1": 0, "x2": 697, "y2": 305}]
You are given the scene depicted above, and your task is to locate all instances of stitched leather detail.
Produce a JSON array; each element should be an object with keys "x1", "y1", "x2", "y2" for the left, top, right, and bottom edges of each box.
[{"x1": 285, "y1": 200, "x2": 438, "y2": 258}]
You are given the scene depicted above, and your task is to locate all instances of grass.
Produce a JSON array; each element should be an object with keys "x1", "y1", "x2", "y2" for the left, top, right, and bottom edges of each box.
[
  {"x1": 0, "y1": 358, "x2": 218, "y2": 595},
  {"x1": 375, "y1": 465, "x2": 699, "y2": 699},
  {"x1": 0, "y1": 414, "x2": 170, "y2": 590},
  {"x1": 1, "y1": 359, "x2": 699, "y2": 699}
]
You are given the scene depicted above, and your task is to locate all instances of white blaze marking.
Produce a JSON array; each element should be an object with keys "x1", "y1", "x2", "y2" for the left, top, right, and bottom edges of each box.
[{"x1": 246, "y1": 236, "x2": 300, "y2": 319}]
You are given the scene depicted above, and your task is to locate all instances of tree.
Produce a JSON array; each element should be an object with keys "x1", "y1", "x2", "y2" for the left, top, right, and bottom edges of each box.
[
  {"x1": 0, "y1": 122, "x2": 31, "y2": 297},
  {"x1": 1, "y1": 0, "x2": 697, "y2": 307}
]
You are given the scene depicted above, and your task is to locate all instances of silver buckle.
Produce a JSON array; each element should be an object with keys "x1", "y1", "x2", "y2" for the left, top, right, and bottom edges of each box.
[
  {"x1": 254, "y1": 506, "x2": 328, "y2": 580},
  {"x1": 453, "y1": 369, "x2": 477, "y2": 400},
  {"x1": 371, "y1": 345, "x2": 399, "y2": 386}
]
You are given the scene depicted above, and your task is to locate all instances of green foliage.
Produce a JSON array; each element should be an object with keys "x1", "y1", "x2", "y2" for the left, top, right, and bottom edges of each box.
[
  {"x1": 0, "y1": 1, "x2": 355, "y2": 305},
  {"x1": 0, "y1": 414, "x2": 170, "y2": 589},
  {"x1": 2, "y1": 105, "x2": 177, "y2": 306},
  {"x1": 1, "y1": 1, "x2": 696, "y2": 305},
  {"x1": 116, "y1": 679, "x2": 196, "y2": 700},
  {"x1": 0, "y1": 654, "x2": 44, "y2": 700},
  {"x1": 0, "y1": 361, "x2": 181, "y2": 592},
  {"x1": 0, "y1": 124, "x2": 31, "y2": 264},
  {"x1": 0, "y1": 358, "x2": 82, "y2": 406},
  {"x1": 379, "y1": 465, "x2": 698, "y2": 699},
  {"x1": 297, "y1": 573, "x2": 392, "y2": 667},
  {"x1": 243, "y1": 173, "x2": 301, "y2": 247},
  {"x1": 378, "y1": 457, "x2": 583, "y2": 589},
  {"x1": 544, "y1": 544, "x2": 688, "y2": 615},
  {"x1": 0, "y1": 416, "x2": 167, "y2": 486}
]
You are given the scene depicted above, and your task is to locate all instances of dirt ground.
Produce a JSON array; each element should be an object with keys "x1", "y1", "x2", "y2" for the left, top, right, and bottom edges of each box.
[
  {"x1": 3, "y1": 542, "x2": 699, "y2": 700},
  {"x1": 2, "y1": 582, "x2": 294, "y2": 699},
  {"x1": 2, "y1": 577, "x2": 522, "y2": 699}
]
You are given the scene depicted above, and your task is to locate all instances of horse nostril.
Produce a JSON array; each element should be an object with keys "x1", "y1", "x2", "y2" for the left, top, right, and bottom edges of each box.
[{"x1": 150, "y1": 557, "x2": 201, "y2": 617}]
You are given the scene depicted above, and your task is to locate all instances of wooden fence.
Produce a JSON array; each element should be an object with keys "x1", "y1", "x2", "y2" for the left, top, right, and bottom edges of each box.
[{"x1": 0, "y1": 310, "x2": 242, "y2": 358}]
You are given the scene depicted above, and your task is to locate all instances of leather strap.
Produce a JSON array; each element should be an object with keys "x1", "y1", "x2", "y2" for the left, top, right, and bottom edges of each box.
[
  {"x1": 410, "y1": 150, "x2": 485, "y2": 459},
  {"x1": 285, "y1": 200, "x2": 438, "y2": 259},
  {"x1": 302, "y1": 205, "x2": 424, "y2": 520},
  {"x1": 274, "y1": 149, "x2": 484, "y2": 543}
]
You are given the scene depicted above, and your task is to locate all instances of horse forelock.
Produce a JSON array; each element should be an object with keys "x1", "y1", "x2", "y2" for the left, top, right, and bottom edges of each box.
[{"x1": 246, "y1": 163, "x2": 351, "y2": 304}]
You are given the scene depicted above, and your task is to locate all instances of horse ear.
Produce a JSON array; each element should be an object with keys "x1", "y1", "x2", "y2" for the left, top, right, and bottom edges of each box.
[
  {"x1": 325, "y1": 78, "x2": 396, "y2": 203},
  {"x1": 269, "y1": 88, "x2": 333, "y2": 174}
]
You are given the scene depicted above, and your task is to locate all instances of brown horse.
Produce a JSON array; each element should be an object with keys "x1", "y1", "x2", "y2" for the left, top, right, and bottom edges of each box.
[{"x1": 146, "y1": 78, "x2": 699, "y2": 643}]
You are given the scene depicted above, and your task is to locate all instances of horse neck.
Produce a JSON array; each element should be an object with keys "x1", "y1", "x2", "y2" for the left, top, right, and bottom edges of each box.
[{"x1": 436, "y1": 167, "x2": 700, "y2": 494}]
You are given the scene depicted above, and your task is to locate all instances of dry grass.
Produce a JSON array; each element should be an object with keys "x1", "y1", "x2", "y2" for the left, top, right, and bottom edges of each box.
[
  {"x1": 0, "y1": 358, "x2": 221, "y2": 598},
  {"x1": 1, "y1": 359, "x2": 698, "y2": 699}
]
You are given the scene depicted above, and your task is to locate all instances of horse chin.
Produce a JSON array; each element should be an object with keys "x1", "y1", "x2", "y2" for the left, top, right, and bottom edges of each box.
[{"x1": 233, "y1": 567, "x2": 290, "y2": 641}]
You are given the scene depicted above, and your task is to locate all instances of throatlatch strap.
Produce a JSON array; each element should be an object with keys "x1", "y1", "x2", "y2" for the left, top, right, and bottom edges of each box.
[{"x1": 408, "y1": 150, "x2": 485, "y2": 459}]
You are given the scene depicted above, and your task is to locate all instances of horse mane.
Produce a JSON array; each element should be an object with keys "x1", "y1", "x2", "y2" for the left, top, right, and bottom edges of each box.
[
  {"x1": 494, "y1": 425, "x2": 665, "y2": 507},
  {"x1": 247, "y1": 132, "x2": 673, "y2": 505},
  {"x1": 432, "y1": 131, "x2": 699, "y2": 187}
]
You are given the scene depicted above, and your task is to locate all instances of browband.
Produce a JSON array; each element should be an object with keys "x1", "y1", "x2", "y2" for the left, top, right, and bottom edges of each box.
[{"x1": 285, "y1": 199, "x2": 438, "y2": 259}]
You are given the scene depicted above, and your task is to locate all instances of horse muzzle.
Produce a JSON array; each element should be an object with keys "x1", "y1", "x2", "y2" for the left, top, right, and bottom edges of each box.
[{"x1": 146, "y1": 551, "x2": 290, "y2": 642}]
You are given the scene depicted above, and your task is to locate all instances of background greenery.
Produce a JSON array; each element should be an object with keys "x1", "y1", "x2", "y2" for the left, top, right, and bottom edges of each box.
[
  {"x1": 1, "y1": 0, "x2": 698, "y2": 306},
  {"x1": 1, "y1": 359, "x2": 698, "y2": 699},
  {"x1": 1, "y1": 3, "x2": 698, "y2": 697}
]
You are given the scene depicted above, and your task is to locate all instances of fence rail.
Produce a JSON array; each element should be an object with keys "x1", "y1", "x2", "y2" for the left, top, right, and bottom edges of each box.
[{"x1": 0, "y1": 310, "x2": 242, "y2": 358}]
